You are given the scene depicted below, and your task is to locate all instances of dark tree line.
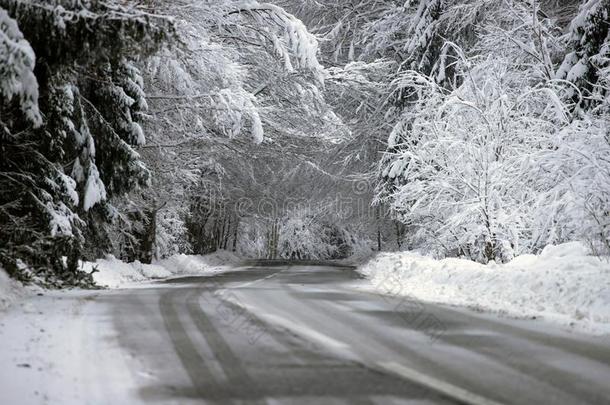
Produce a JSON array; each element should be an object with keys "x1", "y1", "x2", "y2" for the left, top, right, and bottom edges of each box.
[{"x1": 0, "y1": 0, "x2": 173, "y2": 284}]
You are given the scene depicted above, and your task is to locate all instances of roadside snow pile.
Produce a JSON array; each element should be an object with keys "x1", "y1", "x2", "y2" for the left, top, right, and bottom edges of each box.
[
  {"x1": 82, "y1": 251, "x2": 242, "y2": 288},
  {"x1": 0, "y1": 266, "x2": 28, "y2": 311},
  {"x1": 359, "y1": 242, "x2": 610, "y2": 335},
  {"x1": 156, "y1": 250, "x2": 241, "y2": 276},
  {"x1": 80, "y1": 257, "x2": 171, "y2": 288}
]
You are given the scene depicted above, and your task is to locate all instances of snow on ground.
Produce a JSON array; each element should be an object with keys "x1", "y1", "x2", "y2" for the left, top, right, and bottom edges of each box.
[
  {"x1": 81, "y1": 250, "x2": 242, "y2": 288},
  {"x1": 0, "y1": 265, "x2": 29, "y2": 311},
  {"x1": 0, "y1": 289, "x2": 141, "y2": 405},
  {"x1": 359, "y1": 242, "x2": 610, "y2": 335}
]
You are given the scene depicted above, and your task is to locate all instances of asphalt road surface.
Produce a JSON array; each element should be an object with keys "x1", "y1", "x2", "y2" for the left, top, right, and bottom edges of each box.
[{"x1": 2, "y1": 262, "x2": 610, "y2": 404}]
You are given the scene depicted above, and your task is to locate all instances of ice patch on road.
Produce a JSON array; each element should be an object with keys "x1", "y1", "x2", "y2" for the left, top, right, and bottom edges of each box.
[
  {"x1": 359, "y1": 242, "x2": 610, "y2": 335},
  {"x1": 81, "y1": 250, "x2": 242, "y2": 288}
]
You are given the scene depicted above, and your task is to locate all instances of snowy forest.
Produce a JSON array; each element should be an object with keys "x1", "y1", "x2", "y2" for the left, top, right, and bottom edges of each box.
[{"x1": 0, "y1": 0, "x2": 608, "y2": 286}]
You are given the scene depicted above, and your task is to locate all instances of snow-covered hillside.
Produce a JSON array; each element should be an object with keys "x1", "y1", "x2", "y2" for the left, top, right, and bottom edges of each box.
[{"x1": 359, "y1": 242, "x2": 610, "y2": 335}]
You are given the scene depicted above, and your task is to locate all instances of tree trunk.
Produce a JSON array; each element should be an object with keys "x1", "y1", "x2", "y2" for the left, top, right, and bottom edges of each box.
[
  {"x1": 223, "y1": 216, "x2": 231, "y2": 250},
  {"x1": 232, "y1": 219, "x2": 239, "y2": 252},
  {"x1": 139, "y1": 201, "x2": 166, "y2": 264},
  {"x1": 376, "y1": 205, "x2": 382, "y2": 251},
  {"x1": 140, "y1": 210, "x2": 156, "y2": 264}
]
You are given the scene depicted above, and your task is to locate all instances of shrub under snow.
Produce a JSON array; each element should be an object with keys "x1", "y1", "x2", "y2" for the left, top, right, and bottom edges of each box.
[{"x1": 380, "y1": 3, "x2": 610, "y2": 262}]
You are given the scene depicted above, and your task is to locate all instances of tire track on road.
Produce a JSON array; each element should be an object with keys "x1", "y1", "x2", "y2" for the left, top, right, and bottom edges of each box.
[
  {"x1": 214, "y1": 292, "x2": 378, "y2": 405},
  {"x1": 159, "y1": 289, "x2": 225, "y2": 402},
  {"x1": 186, "y1": 290, "x2": 266, "y2": 404}
]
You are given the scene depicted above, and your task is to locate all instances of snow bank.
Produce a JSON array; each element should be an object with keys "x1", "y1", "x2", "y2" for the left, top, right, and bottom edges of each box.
[
  {"x1": 80, "y1": 257, "x2": 170, "y2": 288},
  {"x1": 82, "y1": 251, "x2": 242, "y2": 288},
  {"x1": 156, "y1": 250, "x2": 241, "y2": 275},
  {"x1": 359, "y1": 242, "x2": 610, "y2": 335},
  {"x1": 0, "y1": 266, "x2": 28, "y2": 311}
]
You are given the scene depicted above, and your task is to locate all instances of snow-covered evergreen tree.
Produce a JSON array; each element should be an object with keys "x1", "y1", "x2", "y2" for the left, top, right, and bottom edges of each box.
[
  {"x1": 556, "y1": 0, "x2": 610, "y2": 112},
  {"x1": 0, "y1": 0, "x2": 172, "y2": 282},
  {"x1": 0, "y1": 8, "x2": 40, "y2": 126}
]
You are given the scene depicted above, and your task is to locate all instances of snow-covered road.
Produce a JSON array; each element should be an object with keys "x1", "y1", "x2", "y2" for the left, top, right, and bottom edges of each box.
[{"x1": 1, "y1": 263, "x2": 610, "y2": 404}]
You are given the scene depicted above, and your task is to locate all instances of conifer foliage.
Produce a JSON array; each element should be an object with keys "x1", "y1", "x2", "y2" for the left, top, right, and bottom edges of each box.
[
  {"x1": 556, "y1": 0, "x2": 610, "y2": 112},
  {"x1": 0, "y1": 0, "x2": 172, "y2": 284}
]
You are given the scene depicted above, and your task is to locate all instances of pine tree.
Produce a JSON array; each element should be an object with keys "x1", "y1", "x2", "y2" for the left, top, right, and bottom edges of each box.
[
  {"x1": 556, "y1": 0, "x2": 610, "y2": 112},
  {"x1": 0, "y1": 0, "x2": 172, "y2": 283}
]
